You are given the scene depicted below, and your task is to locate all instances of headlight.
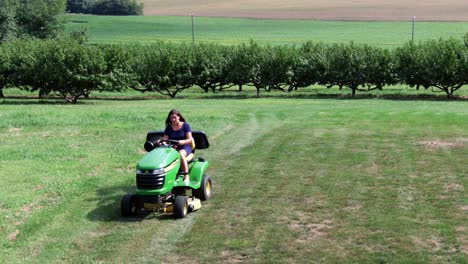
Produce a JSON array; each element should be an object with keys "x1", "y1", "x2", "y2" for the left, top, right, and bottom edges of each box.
[
  {"x1": 152, "y1": 169, "x2": 164, "y2": 175},
  {"x1": 136, "y1": 168, "x2": 164, "y2": 175}
]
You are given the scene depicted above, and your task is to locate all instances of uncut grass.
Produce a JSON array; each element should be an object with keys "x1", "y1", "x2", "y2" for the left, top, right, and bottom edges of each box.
[
  {"x1": 65, "y1": 14, "x2": 468, "y2": 47},
  {"x1": 0, "y1": 99, "x2": 466, "y2": 262}
]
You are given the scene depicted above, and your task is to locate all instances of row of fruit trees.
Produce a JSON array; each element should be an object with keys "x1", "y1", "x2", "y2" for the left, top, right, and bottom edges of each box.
[{"x1": 1, "y1": 37, "x2": 467, "y2": 102}]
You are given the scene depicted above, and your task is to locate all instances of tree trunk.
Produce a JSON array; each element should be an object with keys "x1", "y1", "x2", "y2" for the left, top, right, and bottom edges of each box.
[
  {"x1": 238, "y1": 84, "x2": 243, "y2": 92},
  {"x1": 0, "y1": 89, "x2": 4, "y2": 98}
]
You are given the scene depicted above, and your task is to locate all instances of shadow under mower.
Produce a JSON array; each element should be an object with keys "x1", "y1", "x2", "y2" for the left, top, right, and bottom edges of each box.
[{"x1": 121, "y1": 130, "x2": 212, "y2": 219}]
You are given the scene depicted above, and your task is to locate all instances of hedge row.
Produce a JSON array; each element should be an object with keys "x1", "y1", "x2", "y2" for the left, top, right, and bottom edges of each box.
[{"x1": 1, "y1": 38, "x2": 467, "y2": 102}]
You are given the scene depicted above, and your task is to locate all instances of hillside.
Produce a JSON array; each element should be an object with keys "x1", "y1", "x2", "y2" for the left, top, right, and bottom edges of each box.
[{"x1": 142, "y1": 0, "x2": 468, "y2": 21}]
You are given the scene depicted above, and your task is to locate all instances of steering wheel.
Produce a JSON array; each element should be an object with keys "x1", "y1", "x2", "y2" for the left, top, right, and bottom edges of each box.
[{"x1": 158, "y1": 139, "x2": 179, "y2": 146}]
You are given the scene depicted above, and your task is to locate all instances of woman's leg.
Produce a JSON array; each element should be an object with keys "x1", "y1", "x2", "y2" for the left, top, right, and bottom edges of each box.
[{"x1": 179, "y1": 149, "x2": 189, "y2": 181}]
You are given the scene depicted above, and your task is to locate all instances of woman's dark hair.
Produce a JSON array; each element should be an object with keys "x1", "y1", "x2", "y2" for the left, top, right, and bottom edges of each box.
[{"x1": 165, "y1": 109, "x2": 186, "y2": 126}]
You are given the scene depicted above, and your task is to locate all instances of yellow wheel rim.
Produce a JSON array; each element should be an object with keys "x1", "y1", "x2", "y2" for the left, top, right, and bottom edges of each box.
[{"x1": 205, "y1": 180, "x2": 212, "y2": 197}]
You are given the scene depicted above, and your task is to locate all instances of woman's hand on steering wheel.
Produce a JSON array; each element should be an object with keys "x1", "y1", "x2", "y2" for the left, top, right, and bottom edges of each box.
[{"x1": 158, "y1": 139, "x2": 179, "y2": 146}]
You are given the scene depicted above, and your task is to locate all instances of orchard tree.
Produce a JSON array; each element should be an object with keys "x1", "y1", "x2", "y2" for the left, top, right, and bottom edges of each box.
[
  {"x1": 257, "y1": 45, "x2": 296, "y2": 93},
  {"x1": 5, "y1": 40, "x2": 41, "y2": 94},
  {"x1": 359, "y1": 45, "x2": 396, "y2": 91},
  {"x1": 243, "y1": 43, "x2": 297, "y2": 96},
  {"x1": 225, "y1": 43, "x2": 258, "y2": 92},
  {"x1": 324, "y1": 42, "x2": 394, "y2": 97},
  {"x1": 130, "y1": 43, "x2": 193, "y2": 98},
  {"x1": 418, "y1": 38, "x2": 467, "y2": 98},
  {"x1": 394, "y1": 42, "x2": 431, "y2": 90},
  {"x1": 396, "y1": 38, "x2": 467, "y2": 98},
  {"x1": 241, "y1": 41, "x2": 268, "y2": 97},
  {"x1": 98, "y1": 43, "x2": 138, "y2": 95},
  {"x1": 289, "y1": 42, "x2": 327, "y2": 91},
  {"x1": 17, "y1": 39, "x2": 111, "y2": 103},
  {"x1": 191, "y1": 43, "x2": 232, "y2": 93}
]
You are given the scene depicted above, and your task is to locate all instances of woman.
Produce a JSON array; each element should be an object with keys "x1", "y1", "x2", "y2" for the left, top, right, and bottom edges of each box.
[{"x1": 161, "y1": 109, "x2": 193, "y2": 182}]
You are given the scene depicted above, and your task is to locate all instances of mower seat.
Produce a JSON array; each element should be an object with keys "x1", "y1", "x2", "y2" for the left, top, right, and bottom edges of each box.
[
  {"x1": 186, "y1": 139, "x2": 196, "y2": 162},
  {"x1": 186, "y1": 152, "x2": 195, "y2": 163}
]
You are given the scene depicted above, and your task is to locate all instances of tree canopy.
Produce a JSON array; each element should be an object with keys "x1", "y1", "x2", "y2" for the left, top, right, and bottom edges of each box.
[
  {"x1": 66, "y1": 0, "x2": 143, "y2": 15},
  {"x1": 0, "y1": 0, "x2": 66, "y2": 41}
]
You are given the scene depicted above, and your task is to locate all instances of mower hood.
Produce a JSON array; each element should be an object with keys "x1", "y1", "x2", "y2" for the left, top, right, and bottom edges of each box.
[{"x1": 136, "y1": 147, "x2": 180, "y2": 171}]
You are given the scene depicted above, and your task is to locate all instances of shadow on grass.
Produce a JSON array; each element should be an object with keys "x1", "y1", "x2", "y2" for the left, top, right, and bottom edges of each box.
[
  {"x1": 192, "y1": 93, "x2": 468, "y2": 101},
  {"x1": 0, "y1": 95, "x2": 169, "y2": 105},
  {"x1": 86, "y1": 185, "x2": 176, "y2": 223},
  {"x1": 0, "y1": 98, "x2": 82, "y2": 105},
  {"x1": 1, "y1": 93, "x2": 466, "y2": 104}
]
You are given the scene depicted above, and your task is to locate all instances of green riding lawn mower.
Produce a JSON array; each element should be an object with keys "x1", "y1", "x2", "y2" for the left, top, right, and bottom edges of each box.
[{"x1": 121, "y1": 130, "x2": 212, "y2": 219}]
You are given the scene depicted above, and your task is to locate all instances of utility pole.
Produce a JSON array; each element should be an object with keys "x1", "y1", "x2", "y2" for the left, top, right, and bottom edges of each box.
[
  {"x1": 191, "y1": 11, "x2": 195, "y2": 44},
  {"x1": 411, "y1": 16, "x2": 416, "y2": 42}
]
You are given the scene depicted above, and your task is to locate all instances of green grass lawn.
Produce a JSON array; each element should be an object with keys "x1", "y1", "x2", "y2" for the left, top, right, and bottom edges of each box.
[
  {"x1": 65, "y1": 14, "x2": 468, "y2": 47},
  {"x1": 0, "y1": 98, "x2": 466, "y2": 262}
]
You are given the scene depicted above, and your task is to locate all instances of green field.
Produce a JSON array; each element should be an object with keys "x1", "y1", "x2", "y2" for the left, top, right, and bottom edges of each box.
[
  {"x1": 1, "y1": 98, "x2": 466, "y2": 262},
  {"x1": 65, "y1": 14, "x2": 468, "y2": 47}
]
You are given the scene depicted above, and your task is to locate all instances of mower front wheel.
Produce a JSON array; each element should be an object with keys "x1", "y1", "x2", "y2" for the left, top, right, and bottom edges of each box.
[
  {"x1": 174, "y1": 196, "x2": 188, "y2": 219},
  {"x1": 121, "y1": 194, "x2": 137, "y2": 217}
]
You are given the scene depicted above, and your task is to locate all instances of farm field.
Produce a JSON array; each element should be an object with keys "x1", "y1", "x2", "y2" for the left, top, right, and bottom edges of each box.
[
  {"x1": 0, "y1": 98, "x2": 467, "y2": 262},
  {"x1": 141, "y1": 0, "x2": 468, "y2": 21},
  {"x1": 65, "y1": 14, "x2": 468, "y2": 47}
]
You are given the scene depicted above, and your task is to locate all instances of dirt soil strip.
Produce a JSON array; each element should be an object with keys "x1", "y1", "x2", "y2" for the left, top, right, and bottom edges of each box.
[{"x1": 143, "y1": 0, "x2": 468, "y2": 21}]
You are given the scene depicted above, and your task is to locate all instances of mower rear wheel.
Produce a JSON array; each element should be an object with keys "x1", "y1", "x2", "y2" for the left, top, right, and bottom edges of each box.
[
  {"x1": 193, "y1": 174, "x2": 212, "y2": 201},
  {"x1": 174, "y1": 196, "x2": 188, "y2": 219},
  {"x1": 121, "y1": 194, "x2": 137, "y2": 217}
]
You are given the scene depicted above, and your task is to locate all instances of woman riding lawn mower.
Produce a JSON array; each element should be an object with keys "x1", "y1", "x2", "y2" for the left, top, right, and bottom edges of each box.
[{"x1": 121, "y1": 130, "x2": 212, "y2": 219}]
